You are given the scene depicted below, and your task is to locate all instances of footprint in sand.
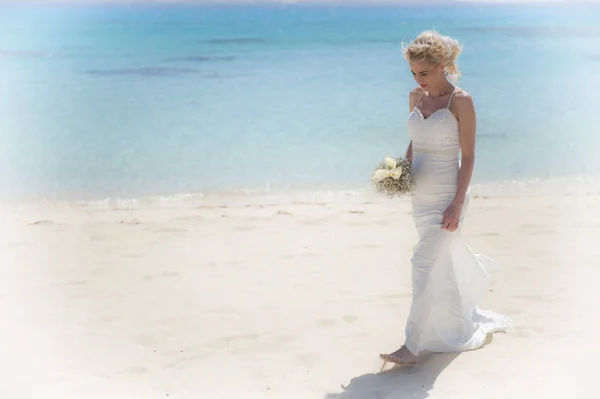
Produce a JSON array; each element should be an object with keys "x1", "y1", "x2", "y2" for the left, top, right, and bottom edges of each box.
[
  {"x1": 518, "y1": 224, "x2": 546, "y2": 229},
  {"x1": 157, "y1": 227, "x2": 188, "y2": 234},
  {"x1": 268, "y1": 335, "x2": 295, "y2": 346},
  {"x1": 142, "y1": 271, "x2": 179, "y2": 280},
  {"x1": 346, "y1": 222, "x2": 369, "y2": 227},
  {"x1": 316, "y1": 319, "x2": 339, "y2": 327},
  {"x1": 29, "y1": 220, "x2": 54, "y2": 225},
  {"x1": 136, "y1": 334, "x2": 157, "y2": 347},
  {"x1": 90, "y1": 234, "x2": 108, "y2": 241},
  {"x1": 66, "y1": 280, "x2": 88, "y2": 286},
  {"x1": 218, "y1": 334, "x2": 260, "y2": 344},
  {"x1": 342, "y1": 315, "x2": 359, "y2": 323},
  {"x1": 478, "y1": 232, "x2": 499, "y2": 237},
  {"x1": 529, "y1": 230, "x2": 553, "y2": 236},
  {"x1": 171, "y1": 215, "x2": 203, "y2": 222},
  {"x1": 352, "y1": 244, "x2": 383, "y2": 250},
  {"x1": 119, "y1": 219, "x2": 142, "y2": 225}
]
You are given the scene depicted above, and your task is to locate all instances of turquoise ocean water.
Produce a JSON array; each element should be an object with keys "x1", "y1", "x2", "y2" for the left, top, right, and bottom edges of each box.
[{"x1": 1, "y1": 2, "x2": 600, "y2": 201}]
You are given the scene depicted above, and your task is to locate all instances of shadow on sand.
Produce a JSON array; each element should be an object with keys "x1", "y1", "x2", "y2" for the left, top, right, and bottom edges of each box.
[{"x1": 325, "y1": 351, "x2": 460, "y2": 399}]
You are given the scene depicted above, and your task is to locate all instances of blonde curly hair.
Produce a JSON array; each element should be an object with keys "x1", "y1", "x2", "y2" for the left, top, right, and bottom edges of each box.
[{"x1": 402, "y1": 30, "x2": 463, "y2": 80}]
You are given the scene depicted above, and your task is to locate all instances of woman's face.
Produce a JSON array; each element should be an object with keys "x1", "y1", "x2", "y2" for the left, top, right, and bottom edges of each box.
[{"x1": 409, "y1": 60, "x2": 444, "y2": 90}]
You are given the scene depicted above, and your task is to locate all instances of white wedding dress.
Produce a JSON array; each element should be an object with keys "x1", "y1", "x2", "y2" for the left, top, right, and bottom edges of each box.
[{"x1": 403, "y1": 88, "x2": 512, "y2": 356}]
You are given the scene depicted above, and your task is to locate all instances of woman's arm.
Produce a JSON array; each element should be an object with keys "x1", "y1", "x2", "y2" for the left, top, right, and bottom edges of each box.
[
  {"x1": 441, "y1": 92, "x2": 476, "y2": 231},
  {"x1": 453, "y1": 93, "x2": 476, "y2": 205},
  {"x1": 405, "y1": 89, "x2": 421, "y2": 162}
]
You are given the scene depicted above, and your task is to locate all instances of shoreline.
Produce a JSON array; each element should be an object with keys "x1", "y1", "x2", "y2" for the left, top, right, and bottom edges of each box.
[{"x1": 2, "y1": 174, "x2": 599, "y2": 209}]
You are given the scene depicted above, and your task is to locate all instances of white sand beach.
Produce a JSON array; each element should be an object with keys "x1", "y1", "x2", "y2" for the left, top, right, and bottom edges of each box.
[{"x1": 1, "y1": 184, "x2": 600, "y2": 398}]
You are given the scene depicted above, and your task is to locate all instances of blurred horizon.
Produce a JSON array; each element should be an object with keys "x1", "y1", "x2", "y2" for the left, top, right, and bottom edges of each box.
[{"x1": 2, "y1": 0, "x2": 596, "y2": 4}]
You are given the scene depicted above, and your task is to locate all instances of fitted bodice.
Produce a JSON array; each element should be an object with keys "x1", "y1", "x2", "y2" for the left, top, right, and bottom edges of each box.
[
  {"x1": 407, "y1": 107, "x2": 460, "y2": 159},
  {"x1": 407, "y1": 89, "x2": 462, "y2": 192}
]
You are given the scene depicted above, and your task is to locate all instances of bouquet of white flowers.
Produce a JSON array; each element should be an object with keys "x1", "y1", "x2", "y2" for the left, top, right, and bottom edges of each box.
[{"x1": 371, "y1": 156, "x2": 416, "y2": 198}]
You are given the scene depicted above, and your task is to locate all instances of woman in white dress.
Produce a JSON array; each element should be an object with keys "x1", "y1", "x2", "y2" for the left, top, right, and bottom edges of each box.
[{"x1": 379, "y1": 30, "x2": 512, "y2": 366}]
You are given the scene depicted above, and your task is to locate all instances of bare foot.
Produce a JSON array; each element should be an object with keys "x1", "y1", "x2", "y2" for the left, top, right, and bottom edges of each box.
[{"x1": 379, "y1": 345, "x2": 418, "y2": 366}]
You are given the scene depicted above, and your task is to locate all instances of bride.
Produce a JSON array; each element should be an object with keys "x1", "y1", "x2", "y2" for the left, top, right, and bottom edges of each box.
[{"x1": 380, "y1": 31, "x2": 512, "y2": 366}]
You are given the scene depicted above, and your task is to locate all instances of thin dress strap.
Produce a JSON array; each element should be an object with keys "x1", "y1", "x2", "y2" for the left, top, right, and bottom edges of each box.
[
  {"x1": 446, "y1": 86, "x2": 458, "y2": 108},
  {"x1": 414, "y1": 90, "x2": 425, "y2": 110}
]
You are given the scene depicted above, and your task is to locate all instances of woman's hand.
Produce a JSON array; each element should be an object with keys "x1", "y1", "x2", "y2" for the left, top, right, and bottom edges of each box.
[
  {"x1": 441, "y1": 201, "x2": 463, "y2": 231},
  {"x1": 405, "y1": 141, "x2": 413, "y2": 163}
]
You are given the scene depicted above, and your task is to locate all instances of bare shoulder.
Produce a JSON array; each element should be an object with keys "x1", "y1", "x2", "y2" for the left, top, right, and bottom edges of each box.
[
  {"x1": 452, "y1": 88, "x2": 475, "y2": 111},
  {"x1": 452, "y1": 88, "x2": 476, "y2": 129},
  {"x1": 408, "y1": 87, "x2": 424, "y2": 107},
  {"x1": 409, "y1": 87, "x2": 424, "y2": 98}
]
